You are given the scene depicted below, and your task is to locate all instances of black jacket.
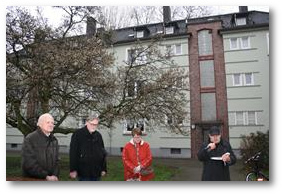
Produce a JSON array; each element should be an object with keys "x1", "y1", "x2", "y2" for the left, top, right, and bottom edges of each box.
[
  {"x1": 21, "y1": 129, "x2": 59, "y2": 179},
  {"x1": 197, "y1": 139, "x2": 236, "y2": 181},
  {"x1": 69, "y1": 126, "x2": 107, "y2": 178}
]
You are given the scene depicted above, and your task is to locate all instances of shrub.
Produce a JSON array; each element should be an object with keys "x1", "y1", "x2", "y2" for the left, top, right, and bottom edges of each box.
[{"x1": 240, "y1": 130, "x2": 269, "y2": 171}]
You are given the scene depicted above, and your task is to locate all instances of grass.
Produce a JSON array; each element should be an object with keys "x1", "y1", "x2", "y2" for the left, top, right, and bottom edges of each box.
[{"x1": 6, "y1": 153, "x2": 179, "y2": 181}]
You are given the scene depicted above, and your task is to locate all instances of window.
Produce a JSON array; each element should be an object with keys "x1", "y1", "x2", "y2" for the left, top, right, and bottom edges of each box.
[
  {"x1": 174, "y1": 77, "x2": 184, "y2": 89},
  {"x1": 124, "y1": 119, "x2": 145, "y2": 133},
  {"x1": 136, "y1": 31, "x2": 144, "y2": 38},
  {"x1": 166, "y1": 114, "x2": 183, "y2": 125},
  {"x1": 232, "y1": 73, "x2": 254, "y2": 86},
  {"x1": 165, "y1": 44, "x2": 182, "y2": 56},
  {"x1": 165, "y1": 45, "x2": 173, "y2": 56},
  {"x1": 126, "y1": 81, "x2": 136, "y2": 97},
  {"x1": 165, "y1": 26, "x2": 174, "y2": 34},
  {"x1": 241, "y1": 36, "x2": 250, "y2": 49},
  {"x1": 233, "y1": 74, "x2": 242, "y2": 86},
  {"x1": 198, "y1": 30, "x2": 212, "y2": 56},
  {"x1": 127, "y1": 48, "x2": 147, "y2": 65},
  {"x1": 126, "y1": 80, "x2": 143, "y2": 97},
  {"x1": 170, "y1": 148, "x2": 181, "y2": 154},
  {"x1": 229, "y1": 111, "x2": 258, "y2": 126},
  {"x1": 236, "y1": 17, "x2": 247, "y2": 26},
  {"x1": 166, "y1": 115, "x2": 173, "y2": 125},
  {"x1": 230, "y1": 38, "x2": 239, "y2": 50},
  {"x1": 11, "y1": 144, "x2": 18, "y2": 148},
  {"x1": 175, "y1": 44, "x2": 182, "y2": 55},
  {"x1": 244, "y1": 73, "x2": 254, "y2": 85},
  {"x1": 200, "y1": 60, "x2": 215, "y2": 87},
  {"x1": 229, "y1": 37, "x2": 250, "y2": 50},
  {"x1": 235, "y1": 111, "x2": 244, "y2": 125},
  {"x1": 228, "y1": 112, "x2": 236, "y2": 125},
  {"x1": 201, "y1": 93, "x2": 216, "y2": 121},
  {"x1": 247, "y1": 111, "x2": 257, "y2": 125}
]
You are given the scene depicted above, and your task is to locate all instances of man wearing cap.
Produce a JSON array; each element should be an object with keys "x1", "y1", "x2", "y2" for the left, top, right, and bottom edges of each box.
[{"x1": 198, "y1": 126, "x2": 236, "y2": 181}]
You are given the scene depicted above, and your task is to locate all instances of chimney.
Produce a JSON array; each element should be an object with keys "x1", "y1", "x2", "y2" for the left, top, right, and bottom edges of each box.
[
  {"x1": 239, "y1": 6, "x2": 248, "y2": 13},
  {"x1": 86, "y1": 17, "x2": 96, "y2": 37},
  {"x1": 163, "y1": 6, "x2": 171, "y2": 23}
]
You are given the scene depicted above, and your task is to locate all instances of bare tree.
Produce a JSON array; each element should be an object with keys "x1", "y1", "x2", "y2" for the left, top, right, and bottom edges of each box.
[
  {"x1": 90, "y1": 6, "x2": 212, "y2": 30},
  {"x1": 6, "y1": 7, "x2": 115, "y2": 135},
  {"x1": 6, "y1": 6, "x2": 189, "y2": 136},
  {"x1": 99, "y1": 6, "x2": 133, "y2": 30},
  {"x1": 130, "y1": 6, "x2": 162, "y2": 26},
  {"x1": 102, "y1": 37, "x2": 189, "y2": 134}
]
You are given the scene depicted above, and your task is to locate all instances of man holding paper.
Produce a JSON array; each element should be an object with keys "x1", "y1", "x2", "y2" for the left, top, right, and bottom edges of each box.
[{"x1": 197, "y1": 126, "x2": 237, "y2": 181}]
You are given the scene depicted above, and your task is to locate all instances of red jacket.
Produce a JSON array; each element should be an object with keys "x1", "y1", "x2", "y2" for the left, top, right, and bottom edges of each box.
[{"x1": 122, "y1": 139, "x2": 154, "y2": 181}]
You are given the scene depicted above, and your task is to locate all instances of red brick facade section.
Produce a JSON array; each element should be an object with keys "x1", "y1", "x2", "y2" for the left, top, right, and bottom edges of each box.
[{"x1": 188, "y1": 21, "x2": 229, "y2": 158}]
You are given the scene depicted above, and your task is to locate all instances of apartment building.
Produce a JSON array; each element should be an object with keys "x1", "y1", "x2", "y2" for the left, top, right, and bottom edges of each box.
[{"x1": 6, "y1": 7, "x2": 269, "y2": 158}]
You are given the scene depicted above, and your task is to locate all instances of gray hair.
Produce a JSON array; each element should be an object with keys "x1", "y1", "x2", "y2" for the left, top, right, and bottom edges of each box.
[
  {"x1": 37, "y1": 113, "x2": 54, "y2": 126},
  {"x1": 86, "y1": 115, "x2": 99, "y2": 122}
]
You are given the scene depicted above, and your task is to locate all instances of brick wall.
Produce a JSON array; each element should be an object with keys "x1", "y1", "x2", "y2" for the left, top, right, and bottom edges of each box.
[{"x1": 188, "y1": 21, "x2": 229, "y2": 158}]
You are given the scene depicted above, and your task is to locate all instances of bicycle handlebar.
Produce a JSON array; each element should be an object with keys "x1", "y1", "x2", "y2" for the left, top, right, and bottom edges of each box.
[{"x1": 245, "y1": 151, "x2": 262, "y2": 164}]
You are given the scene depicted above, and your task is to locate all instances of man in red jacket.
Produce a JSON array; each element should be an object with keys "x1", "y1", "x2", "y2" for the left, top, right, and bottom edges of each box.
[{"x1": 122, "y1": 128, "x2": 154, "y2": 181}]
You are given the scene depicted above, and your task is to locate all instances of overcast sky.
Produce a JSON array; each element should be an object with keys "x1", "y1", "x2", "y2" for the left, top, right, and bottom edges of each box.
[
  {"x1": 22, "y1": 5, "x2": 269, "y2": 29},
  {"x1": 2, "y1": 0, "x2": 282, "y2": 194}
]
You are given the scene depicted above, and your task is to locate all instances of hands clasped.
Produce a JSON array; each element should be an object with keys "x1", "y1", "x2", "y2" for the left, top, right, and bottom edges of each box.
[
  {"x1": 46, "y1": 175, "x2": 59, "y2": 181},
  {"x1": 133, "y1": 165, "x2": 141, "y2": 174}
]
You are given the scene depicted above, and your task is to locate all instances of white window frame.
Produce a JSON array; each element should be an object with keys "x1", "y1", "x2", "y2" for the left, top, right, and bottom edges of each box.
[
  {"x1": 232, "y1": 111, "x2": 258, "y2": 126},
  {"x1": 126, "y1": 80, "x2": 137, "y2": 98},
  {"x1": 124, "y1": 118, "x2": 146, "y2": 134},
  {"x1": 126, "y1": 48, "x2": 147, "y2": 66},
  {"x1": 165, "y1": 45, "x2": 173, "y2": 56},
  {"x1": 232, "y1": 73, "x2": 242, "y2": 86},
  {"x1": 229, "y1": 38, "x2": 239, "y2": 50},
  {"x1": 247, "y1": 111, "x2": 257, "y2": 125},
  {"x1": 175, "y1": 44, "x2": 182, "y2": 55},
  {"x1": 244, "y1": 73, "x2": 254, "y2": 85},
  {"x1": 236, "y1": 17, "x2": 247, "y2": 26},
  {"x1": 240, "y1": 36, "x2": 250, "y2": 49},
  {"x1": 165, "y1": 26, "x2": 174, "y2": 34},
  {"x1": 230, "y1": 37, "x2": 250, "y2": 50},
  {"x1": 235, "y1": 111, "x2": 245, "y2": 125},
  {"x1": 136, "y1": 31, "x2": 144, "y2": 38},
  {"x1": 165, "y1": 44, "x2": 182, "y2": 56}
]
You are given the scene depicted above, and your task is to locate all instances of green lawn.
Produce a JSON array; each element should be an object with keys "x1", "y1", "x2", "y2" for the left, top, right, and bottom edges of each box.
[{"x1": 6, "y1": 153, "x2": 179, "y2": 181}]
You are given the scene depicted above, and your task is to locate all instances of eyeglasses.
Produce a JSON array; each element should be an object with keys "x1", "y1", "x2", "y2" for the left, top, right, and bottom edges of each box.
[{"x1": 89, "y1": 123, "x2": 99, "y2": 126}]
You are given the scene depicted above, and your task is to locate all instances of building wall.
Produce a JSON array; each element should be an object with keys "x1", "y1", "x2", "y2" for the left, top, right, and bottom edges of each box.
[
  {"x1": 189, "y1": 21, "x2": 229, "y2": 158},
  {"x1": 6, "y1": 13, "x2": 269, "y2": 159},
  {"x1": 6, "y1": 36, "x2": 192, "y2": 159},
  {"x1": 99, "y1": 36, "x2": 191, "y2": 158},
  {"x1": 223, "y1": 28, "x2": 269, "y2": 150}
]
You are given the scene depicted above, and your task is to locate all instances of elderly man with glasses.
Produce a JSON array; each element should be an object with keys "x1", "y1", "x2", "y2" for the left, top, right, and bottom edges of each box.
[{"x1": 69, "y1": 115, "x2": 107, "y2": 181}]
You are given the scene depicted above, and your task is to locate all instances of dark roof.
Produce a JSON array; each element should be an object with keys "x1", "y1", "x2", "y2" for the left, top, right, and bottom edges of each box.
[
  {"x1": 105, "y1": 11, "x2": 269, "y2": 45},
  {"x1": 112, "y1": 20, "x2": 188, "y2": 44}
]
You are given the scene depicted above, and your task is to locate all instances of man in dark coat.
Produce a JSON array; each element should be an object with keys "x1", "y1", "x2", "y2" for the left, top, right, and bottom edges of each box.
[
  {"x1": 21, "y1": 113, "x2": 59, "y2": 181},
  {"x1": 69, "y1": 116, "x2": 107, "y2": 181},
  {"x1": 198, "y1": 126, "x2": 236, "y2": 181}
]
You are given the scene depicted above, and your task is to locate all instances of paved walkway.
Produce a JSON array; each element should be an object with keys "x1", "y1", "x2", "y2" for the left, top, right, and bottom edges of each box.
[{"x1": 153, "y1": 157, "x2": 246, "y2": 181}]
